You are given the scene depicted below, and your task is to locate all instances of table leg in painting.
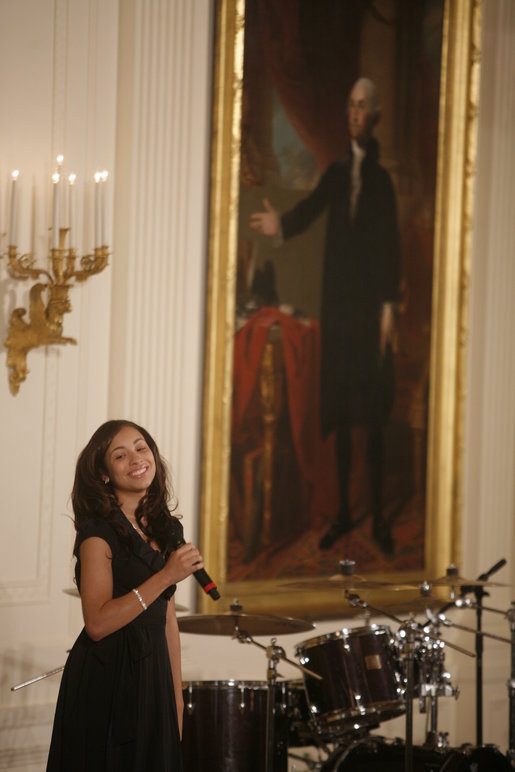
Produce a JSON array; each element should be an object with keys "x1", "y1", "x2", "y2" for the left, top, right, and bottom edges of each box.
[{"x1": 259, "y1": 326, "x2": 284, "y2": 546}]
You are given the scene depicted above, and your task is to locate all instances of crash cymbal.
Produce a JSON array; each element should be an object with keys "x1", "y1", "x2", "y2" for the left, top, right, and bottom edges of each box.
[
  {"x1": 177, "y1": 612, "x2": 315, "y2": 636},
  {"x1": 281, "y1": 574, "x2": 412, "y2": 592},
  {"x1": 62, "y1": 587, "x2": 188, "y2": 611},
  {"x1": 428, "y1": 575, "x2": 509, "y2": 589}
]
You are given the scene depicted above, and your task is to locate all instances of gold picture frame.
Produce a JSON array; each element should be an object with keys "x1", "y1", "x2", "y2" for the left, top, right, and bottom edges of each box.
[{"x1": 198, "y1": 0, "x2": 481, "y2": 619}]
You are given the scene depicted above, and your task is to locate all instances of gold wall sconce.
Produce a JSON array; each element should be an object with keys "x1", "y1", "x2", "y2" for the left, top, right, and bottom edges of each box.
[{"x1": 3, "y1": 159, "x2": 109, "y2": 395}]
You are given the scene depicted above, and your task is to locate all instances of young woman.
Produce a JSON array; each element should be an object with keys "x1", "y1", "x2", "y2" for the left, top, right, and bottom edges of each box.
[{"x1": 46, "y1": 419, "x2": 203, "y2": 771}]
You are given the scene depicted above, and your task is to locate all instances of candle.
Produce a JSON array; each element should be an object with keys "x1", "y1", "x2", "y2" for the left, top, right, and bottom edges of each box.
[
  {"x1": 94, "y1": 172, "x2": 102, "y2": 248},
  {"x1": 9, "y1": 170, "x2": 19, "y2": 245},
  {"x1": 52, "y1": 172, "x2": 60, "y2": 249},
  {"x1": 101, "y1": 170, "x2": 108, "y2": 246},
  {"x1": 68, "y1": 173, "x2": 76, "y2": 247}
]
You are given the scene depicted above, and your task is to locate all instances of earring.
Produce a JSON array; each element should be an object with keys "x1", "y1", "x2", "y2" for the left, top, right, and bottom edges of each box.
[{"x1": 103, "y1": 478, "x2": 109, "y2": 485}]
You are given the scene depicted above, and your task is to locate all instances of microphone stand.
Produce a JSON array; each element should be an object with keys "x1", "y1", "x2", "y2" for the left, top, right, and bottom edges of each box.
[{"x1": 474, "y1": 582, "x2": 485, "y2": 746}]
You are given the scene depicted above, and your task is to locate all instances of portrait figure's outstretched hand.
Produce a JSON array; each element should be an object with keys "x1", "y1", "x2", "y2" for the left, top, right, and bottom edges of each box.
[{"x1": 249, "y1": 198, "x2": 279, "y2": 237}]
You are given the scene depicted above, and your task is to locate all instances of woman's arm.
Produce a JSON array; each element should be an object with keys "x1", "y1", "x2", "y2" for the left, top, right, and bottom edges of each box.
[
  {"x1": 79, "y1": 536, "x2": 203, "y2": 641},
  {"x1": 166, "y1": 597, "x2": 184, "y2": 739}
]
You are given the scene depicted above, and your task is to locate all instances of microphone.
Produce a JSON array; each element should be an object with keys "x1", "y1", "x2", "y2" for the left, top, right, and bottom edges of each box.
[
  {"x1": 459, "y1": 557, "x2": 507, "y2": 597},
  {"x1": 165, "y1": 524, "x2": 220, "y2": 601},
  {"x1": 478, "y1": 557, "x2": 506, "y2": 582}
]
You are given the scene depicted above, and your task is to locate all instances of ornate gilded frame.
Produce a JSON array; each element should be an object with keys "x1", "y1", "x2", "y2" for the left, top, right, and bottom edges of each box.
[{"x1": 198, "y1": 0, "x2": 481, "y2": 619}]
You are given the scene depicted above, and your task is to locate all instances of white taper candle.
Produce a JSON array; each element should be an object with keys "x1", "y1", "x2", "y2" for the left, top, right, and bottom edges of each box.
[
  {"x1": 52, "y1": 172, "x2": 60, "y2": 249},
  {"x1": 9, "y1": 170, "x2": 19, "y2": 245}
]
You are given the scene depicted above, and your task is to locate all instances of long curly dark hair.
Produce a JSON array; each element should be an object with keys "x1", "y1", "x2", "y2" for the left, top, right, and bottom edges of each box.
[{"x1": 72, "y1": 419, "x2": 181, "y2": 553}]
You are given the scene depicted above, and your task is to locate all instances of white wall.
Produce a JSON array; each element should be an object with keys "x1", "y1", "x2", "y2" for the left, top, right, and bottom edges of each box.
[
  {"x1": 0, "y1": 1, "x2": 513, "y2": 770},
  {"x1": 0, "y1": 1, "x2": 119, "y2": 768}
]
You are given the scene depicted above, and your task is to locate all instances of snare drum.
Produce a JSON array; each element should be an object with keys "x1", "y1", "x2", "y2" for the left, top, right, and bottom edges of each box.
[
  {"x1": 181, "y1": 680, "x2": 288, "y2": 772},
  {"x1": 295, "y1": 624, "x2": 404, "y2": 740}
]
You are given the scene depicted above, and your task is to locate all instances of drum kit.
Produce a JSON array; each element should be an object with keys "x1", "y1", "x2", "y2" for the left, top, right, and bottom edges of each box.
[
  {"x1": 9, "y1": 561, "x2": 514, "y2": 771},
  {"x1": 178, "y1": 559, "x2": 515, "y2": 772}
]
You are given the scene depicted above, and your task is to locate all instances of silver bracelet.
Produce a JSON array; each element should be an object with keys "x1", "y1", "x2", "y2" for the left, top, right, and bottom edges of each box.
[{"x1": 132, "y1": 587, "x2": 147, "y2": 611}]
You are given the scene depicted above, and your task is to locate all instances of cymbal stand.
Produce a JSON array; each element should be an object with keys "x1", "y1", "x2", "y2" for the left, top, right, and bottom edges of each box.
[
  {"x1": 233, "y1": 628, "x2": 322, "y2": 772},
  {"x1": 345, "y1": 593, "x2": 477, "y2": 659},
  {"x1": 11, "y1": 665, "x2": 65, "y2": 691},
  {"x1": 403, "y1": 620, "x2": 417, "y2": 772}
]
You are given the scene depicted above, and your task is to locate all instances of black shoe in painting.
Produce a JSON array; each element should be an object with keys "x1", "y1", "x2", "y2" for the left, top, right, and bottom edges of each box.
[{"x1": 372, "y1": 519, "x2": 394, "y2": 555}]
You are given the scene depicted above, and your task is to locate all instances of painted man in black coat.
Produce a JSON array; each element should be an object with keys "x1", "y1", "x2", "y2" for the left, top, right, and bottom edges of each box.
[{"x1": 250, "y1": 78, "x2": 401, "y2": 553}]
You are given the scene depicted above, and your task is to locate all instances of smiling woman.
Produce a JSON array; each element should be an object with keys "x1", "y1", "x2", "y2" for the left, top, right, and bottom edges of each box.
[
  {"x1": 102, "y1": 425, "x2": 157, "y2": 507},
  {"x1": 45, "y1": 420, "x2": 204, "y2": 772}
]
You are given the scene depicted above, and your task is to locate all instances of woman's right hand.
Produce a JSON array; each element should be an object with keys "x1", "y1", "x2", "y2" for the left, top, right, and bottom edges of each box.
[{"x1": 163, "y1": 542, "x2": 204, "y2": 586}]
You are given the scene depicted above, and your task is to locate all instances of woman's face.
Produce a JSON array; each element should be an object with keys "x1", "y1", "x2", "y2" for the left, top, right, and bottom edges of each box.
[{"x1": 103, "y1": 425, "x2": 156, "y2": 501}]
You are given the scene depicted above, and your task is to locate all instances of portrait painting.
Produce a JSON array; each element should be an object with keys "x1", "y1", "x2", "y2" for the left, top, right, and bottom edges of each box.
[{"x1": 199, "y1": 0, "x2": 481, "y2": 619}]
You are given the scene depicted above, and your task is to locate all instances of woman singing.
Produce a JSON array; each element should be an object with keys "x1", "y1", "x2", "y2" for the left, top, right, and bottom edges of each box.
[{"x1": 46, "y1": 419, "x2": 203, "y2": 771}]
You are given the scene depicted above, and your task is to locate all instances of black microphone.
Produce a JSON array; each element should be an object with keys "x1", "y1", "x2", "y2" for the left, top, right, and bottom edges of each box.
[
  {"x1": 478, "y1": 557, "x2": 506, "y2": 582},
  {"x1": 165, "y1": 524, "x2": 220, "y2": 601},
  {"x1": 459, "y1": 557, "x2": 507, "y2": 597}
]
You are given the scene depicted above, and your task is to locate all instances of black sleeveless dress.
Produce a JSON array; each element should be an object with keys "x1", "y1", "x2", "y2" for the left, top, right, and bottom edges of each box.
[{"x1": 46, "y1": 511, "x2": 183, "y2": 771}]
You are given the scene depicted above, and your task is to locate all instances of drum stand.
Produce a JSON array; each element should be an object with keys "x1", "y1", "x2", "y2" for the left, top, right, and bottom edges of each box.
[
  {"x1": 233, "y1": 628, "x2": 323, "y2": 772},
  {"x1": 417, "y1": 619, "x2": 459, "y2": 749}
]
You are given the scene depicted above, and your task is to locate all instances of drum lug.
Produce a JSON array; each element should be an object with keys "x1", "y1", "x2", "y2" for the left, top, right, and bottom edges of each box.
[
  {"x1": 239, "y1": 684, "x2": 246, "y2": 713},
  {"x1": 186, "y1": 683, "x2": 195, "y2": 715}
]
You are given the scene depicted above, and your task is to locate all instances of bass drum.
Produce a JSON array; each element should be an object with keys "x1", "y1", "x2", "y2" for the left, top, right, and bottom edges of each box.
[
  {"x1": 442, "y1": 744, "x2": 511, "y2": 771},
  {"x1": 182, "y1": 680, "x2": 288, "y2": 772},
  {"x1": 321, "y1": 737, "x2": 511, "y2": 771}
]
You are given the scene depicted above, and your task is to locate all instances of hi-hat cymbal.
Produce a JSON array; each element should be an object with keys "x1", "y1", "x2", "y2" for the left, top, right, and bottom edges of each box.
[
  {"x1": 62, "y1": 587, "x2": 188, "y2": 611},
  {"x1": 281, "y1": 574, "x2": 412, "y2": 592},
  {"x1": 177, "y1": 612, "x2": 315, "y2": 636}
]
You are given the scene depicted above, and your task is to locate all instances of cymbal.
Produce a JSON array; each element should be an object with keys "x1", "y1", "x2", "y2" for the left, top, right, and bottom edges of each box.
[
  {"x1": 62, "y1": 588, "x2": 188, "y2": 611},
  {"x1": 177, "y1": 612, "x2": 315, "y2": 636},
  {"x1": 281, "y1": 574, "x2": 412, "y2": 592},
  {"x1": 428, "y1": 574, "x2": 509, "y2": 589}
]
